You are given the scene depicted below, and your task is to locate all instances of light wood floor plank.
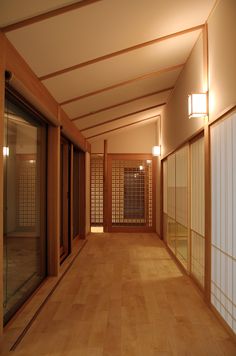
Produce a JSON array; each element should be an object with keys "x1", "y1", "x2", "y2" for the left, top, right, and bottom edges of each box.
[{"x1": 1, "y1": 233, "x2": 235, "y2": 355}]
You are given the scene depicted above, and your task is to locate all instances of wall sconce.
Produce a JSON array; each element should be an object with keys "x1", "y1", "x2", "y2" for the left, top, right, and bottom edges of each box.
[
  {"x1": 152, "y1": 145, "x2": 161, "y2": 156},
  {"x1": 188, "y1": 93, "x2": 207, "y2": 119},
  {"x1": 139, "y1": 165, "x2": 144, "y2": 171},
  {"x1": 3, "y1": 146, "x2": 9, "y2": 157}
]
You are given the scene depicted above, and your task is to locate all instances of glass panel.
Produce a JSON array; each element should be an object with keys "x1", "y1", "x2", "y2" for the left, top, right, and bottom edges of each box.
[
  {"x1": 167, "y1": 216, "x2": 176, "y2": 253},
  {"x1": 3, "y1": 92, "x2": 46, "y2": 324},
  {"x1": 176, "y1": 223, "x2": 188, "y2": 269}
]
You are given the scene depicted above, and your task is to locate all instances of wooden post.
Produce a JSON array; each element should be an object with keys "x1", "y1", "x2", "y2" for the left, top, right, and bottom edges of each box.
[
  {"x1": 203, "y1": 23, "x2": 211, "y2": 302},
  {"x1": 0, "y1": 31, "x2": 6, "y2": 335},
  {"x1": 79, "y1": 152, "x2": 86, "y2": 239},
  {"x1": 47, "y1": 126, "x2": 60, "y2": 276},
  {"x1": 103, "y1": 140, "x2": 108, "y2": 232}
]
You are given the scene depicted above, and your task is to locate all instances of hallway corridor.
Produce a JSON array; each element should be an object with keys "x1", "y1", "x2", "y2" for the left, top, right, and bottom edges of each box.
[{"x1": 2, "y1": 233, "x2": 236, "y2": 356}]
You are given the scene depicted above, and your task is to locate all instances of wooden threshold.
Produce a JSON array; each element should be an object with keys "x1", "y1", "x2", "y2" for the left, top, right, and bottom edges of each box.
[
  {"x1": 71, "y1": 87, "x2": 173, "y2": 121},
  {"x1": 60, "y1": 64, "x2": 184, "y2": 105},
  {"x1": 80, "y1": 103, "x2": 165, "y2": 132},
  {"x1": 86, "y1": 114, "x2": 161, "y2": 139},
  {"x1": 39, "y1": 25, "x2": 203, "y2": 81}
]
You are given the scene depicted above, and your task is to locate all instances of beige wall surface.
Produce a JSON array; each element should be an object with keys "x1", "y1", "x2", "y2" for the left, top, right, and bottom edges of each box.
[
  {"x1": 91, "y1": 121, "x2": 158, "y2": 154},
  {"x1": 161, "y1": 33, "x2": 205, "y2": 157},
  {"x1": 208, "y1": 0, "x2": 236, "y2": 121},
  {"x1": 161, "y1": 0, "x2": 236, "y2": 157}
]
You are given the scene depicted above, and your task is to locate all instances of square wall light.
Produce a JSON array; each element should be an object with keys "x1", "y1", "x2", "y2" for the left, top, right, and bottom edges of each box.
[
  {"x1": 188, "y1": 93, "x2": 207, "y2": 119},
  {"x1": 152, "y1": 145, "x2": 161, "y2": 156}
]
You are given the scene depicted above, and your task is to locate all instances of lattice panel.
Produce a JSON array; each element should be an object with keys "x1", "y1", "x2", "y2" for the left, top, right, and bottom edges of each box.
[
  {"x1": 91, "y1": 155, "x2": 104, "y2": 225},
  {"x1": 17, "y1": 159, "x2": 37, "y2": 228},
  {"x1": 111, "y1": 159, "x2": 152, "y2": 227}
]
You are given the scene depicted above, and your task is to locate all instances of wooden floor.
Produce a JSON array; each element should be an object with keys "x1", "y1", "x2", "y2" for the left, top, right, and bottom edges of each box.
[{"x1": 1, "y1": 233, "x2": 236, "y2": 355}]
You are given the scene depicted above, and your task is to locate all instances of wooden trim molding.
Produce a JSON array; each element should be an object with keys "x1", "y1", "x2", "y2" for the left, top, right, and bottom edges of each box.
[
  {"x1": 71, "y1": 87, "x2": 174, "y2": 122},
  {"x1": 60, "y1": 64, "x2": 184, "y2": 105},
  {"x1": 39, "y1": 25, "x2": 203, "y2": 81},
  {"x1": 80, "y1": 103, "x2": 165, "y2": 132},
  {"x1": 60, "y1": 108, "x2": 87, "y2": 151},
  {"x1": 87, "y1": 114, "x2": 160, "y2": 139},
  {"x1": 1, "y1": 0, "x2": 102, "y2": 33}
]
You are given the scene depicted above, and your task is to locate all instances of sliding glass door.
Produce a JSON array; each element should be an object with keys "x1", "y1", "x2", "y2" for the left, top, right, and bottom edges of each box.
[{"x1": 3, "y1": 90, "x2": 47, "y2": 324}]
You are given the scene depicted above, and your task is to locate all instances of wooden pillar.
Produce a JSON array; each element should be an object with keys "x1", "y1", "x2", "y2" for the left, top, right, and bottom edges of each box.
[
  {"x1": 204, "y1": 123, "x2": 211, "y2": 302},
  {"x1": 70, "y1": 143, "x2": 74, "y2": 248},
  {"x1": 47, "y1": 126, "x2": 60, "y2": 276},
  {"x1": 203, "y1": 23, "x2": 211, "y2": 302},
  {"x1": 79, "y1": 152, "x2": 86, "y2": 239},
  {"x1": 103, "y1": 140, "x2": 108, "y2": 232},
  {"x1": 0, "y1": 32, "x2": 6, "y2": 335}
]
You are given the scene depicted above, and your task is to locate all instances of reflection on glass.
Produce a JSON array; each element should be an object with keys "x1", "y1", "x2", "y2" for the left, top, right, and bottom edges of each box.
[
  {"x1": 3, "y1": 92, "x2": 46, "y2": 324},
  {"x1": 167, "y1": 217, "x2": 176, "y2": 253},
  {"x1": 176, "y1": 223, "x2": 188, "y2": 268}
]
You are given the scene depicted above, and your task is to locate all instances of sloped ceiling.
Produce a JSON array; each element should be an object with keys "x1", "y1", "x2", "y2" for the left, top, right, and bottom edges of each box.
[{"x1": 0, "y1": 0, "x2": 215, "y2": 142}]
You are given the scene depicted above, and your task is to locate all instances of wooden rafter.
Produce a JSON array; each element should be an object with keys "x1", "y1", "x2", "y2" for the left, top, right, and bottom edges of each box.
[
  {"x1": 39, "y1": 25, "x2": 203, "y2": 81},
  {"x1": 86, "y1": 114, "x2": 161, "y2": 139},
  {"x1": 60, "y1": 64, "x2": 183, "y2": 105},
  {"x1": 71, "y1": 87, "x2": 173, "y2": 121},
  {"x1": 1, "y1": 0, "x2": 102, "y2": 33},
  {"x1": 80, "y1": 103, "x2": 165, "y2": 132}
]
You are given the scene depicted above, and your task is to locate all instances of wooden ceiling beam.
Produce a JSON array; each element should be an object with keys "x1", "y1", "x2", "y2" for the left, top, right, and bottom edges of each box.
[
  {"x1": 71, "y1": 86, "x2": 173, "y2": 121},
  {"x1": 60, "y1": 64, "x2": 183, "y2": 105},
  {"x1": 80, "y1": 103, "x2": 165, "y2": 132},
  {"x1": 1, "y1": 0, "x2": 102, "y2": 33},
  {"x1": 39, "y1": 24, "x2": 203, "y2": 81},
  {"x1": 86, "y1": 115, "x2": 161, "y2": 140}
]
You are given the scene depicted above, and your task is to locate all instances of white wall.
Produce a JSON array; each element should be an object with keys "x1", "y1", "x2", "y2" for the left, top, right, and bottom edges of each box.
[{"x1": 91, "y1": 121, "x2": 157, "y2": 154}]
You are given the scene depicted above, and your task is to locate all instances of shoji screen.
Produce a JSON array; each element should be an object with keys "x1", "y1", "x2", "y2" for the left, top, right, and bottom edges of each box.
[
  {"x1": 163, "y1": 160, "x2": 168, "y2": 241},
  {"x1": 165, "y1": 146, "x2": 189, "y2": 270},
  {"x1": 167, "y1": 154, "x2": 176, "y2": 252},
  {"x1": 211, "y1": 114, "x2": 236, "y2": 333},
  {"x1": 190, "y1": 137, "x2": 205, "y2": 288},
  {"x1": 175, "y1": 146, "x2": 188, "y2": 268}
]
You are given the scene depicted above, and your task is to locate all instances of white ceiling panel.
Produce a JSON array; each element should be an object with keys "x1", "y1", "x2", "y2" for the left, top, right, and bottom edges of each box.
[
  {"x1": 76, "y1": 92, "x2": 170, "y2": 131},
  {"x1": 42, "y1": 31, "x2": 198, "y2": 103},
  {"x1": 88, "y1": 117, "x2": 159, "y2": 143},
  {"x1": 81, "y1": 106, "x2": 163, "y2": 138},
  {"x1": 63, "y1": 68, "x2": 181, "y2": 118},
  {"x1": 0, "y1": 0, "x2": 81, "y2": 27},
  {"x1": 5, "y1": 0, "x2": 215, "y2": 76}
]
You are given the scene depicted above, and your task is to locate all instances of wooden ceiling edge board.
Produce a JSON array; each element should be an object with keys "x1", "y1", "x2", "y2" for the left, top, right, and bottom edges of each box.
[
  {"x1": 71, "y1": 87, "x2": 174, "y2": 121},
  {"x1": 80, "y1": 103, "x2": 166, "y2": 132},
  {"x1": 86, "y1": 114, "x2": 161, "y2": 139},
  {"x1": 60, "y1": 63, "x2": 184, "y2": 105},
  {"x1": 39, "y1": 24, "x2": 204, "y2": 81},
  {"x1": 1, "y1": 0, "x2": 102, "y2": 33}
]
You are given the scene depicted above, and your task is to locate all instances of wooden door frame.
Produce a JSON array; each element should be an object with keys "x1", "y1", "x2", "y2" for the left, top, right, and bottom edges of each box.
[
  {"x1": 60, "y1": 135, "x2": 70, "y2": 262},
  {"x1": 107, "y1": 153, "x2": 156, "y2": 232}
]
